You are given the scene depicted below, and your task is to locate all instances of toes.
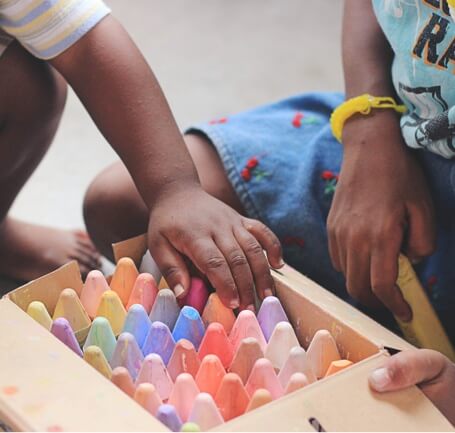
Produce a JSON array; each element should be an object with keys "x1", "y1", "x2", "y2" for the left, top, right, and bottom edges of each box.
[{"x1": 74, "y1": 230, "x2": 98, "y2": 253}]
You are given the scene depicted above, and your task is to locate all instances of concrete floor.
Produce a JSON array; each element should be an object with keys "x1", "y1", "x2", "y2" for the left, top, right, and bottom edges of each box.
[{"x1": 9, "y1": 0, "x2": 343, "y2": 231}]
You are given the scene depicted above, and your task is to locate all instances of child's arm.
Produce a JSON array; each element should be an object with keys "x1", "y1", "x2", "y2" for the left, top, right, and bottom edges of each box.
[
  {"x1": 50, "y1": 16, "x2": 282, "y2": 307},
  {"x1": 369, "y1": 349, "x2": 455, "y2": 425},
  {"x1": 327, "y1": 0, "x2": 435, "y2": 321}
]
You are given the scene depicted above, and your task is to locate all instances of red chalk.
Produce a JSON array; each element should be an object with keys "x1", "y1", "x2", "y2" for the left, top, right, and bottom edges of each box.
[{"x1": 198, "y1": 322, "x2": 234, "y2": 368}]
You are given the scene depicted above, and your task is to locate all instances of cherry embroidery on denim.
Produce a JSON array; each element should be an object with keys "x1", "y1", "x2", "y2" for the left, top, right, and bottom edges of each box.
[
  {"x1": 321, "y1": 170, "x2": 339, "y2": 195},
  {"x1": 209, "y1": 117, "x2": 228, "y2": 125},
  {"x1": 282, "y1": 236, "x2": 305, "y2": 248},
  {"x1": 426, "y1": 275, "x2": 438, "y2": 294},
  {"x1": 241, "y1": 156, "x2": 269, "y2": 182},
  {"x1": 292, "y1": 112, "x2": 321, "y2": 128}
]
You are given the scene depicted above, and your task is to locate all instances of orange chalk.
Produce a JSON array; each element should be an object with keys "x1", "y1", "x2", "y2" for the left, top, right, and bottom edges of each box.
[
  {"x1": 215, "y1": 373, "x2": 250, "y2": 421},
  {"x1": 202, "y1": 293, "x2": 236, "y2": 334},
  {"x1": 80, "y1": 270, "x2": 110, "y2": 319},
  {"x1": 134, "y1": 383, "x2": 162, "y2": 416},
  {"x1": 246, "y1": 389, "x2": 273, "y2": 412},
  {"x1": 284, "y1": 372, "x2": 309, "y2": 394},
  {"x1": 324, "y1": 359, "x2": 353, "y2": 377},
  {"x1": 126, "y1": 273, "x2": 157, "y2": 314},
  {"x1": 228, "y1": 337, "x2": 264, "y2": 384},
  {"x1": 307, "y1": 330, "x2": 341, "y2": 379},
  {"x1": 96, "y1": 290, "x2": 127, "y2": 336},
  {"x1": 111, "y1": 366, "x2": 135, "y2": 397},
  {"x1": 158, "y1": 277, "x2": 169, "y2": 290},
  {"x1": 229, "y1": 310, "x2": 267, "y2": 353},
  {"x1": 110, "y1": 257, "x2": 139, "y2": 306},
  {"x1": 168, "y1": 373, "x2": 200, "y2": 422},
  {"x1": 245, "y1": 358, "x2": 283, "y2": 399},
  {"x1": 195, "y1": 354, "x2": 226, "y2": 398},
  {"x1": 198, "y1": 322, "x2": 234, "y2": 368},
  {"x1": 167, "y1": 339, "x2": 201, "y2": 381},
  {"x1": 53, "y1": 288, "x2": 90, "y2": 337}
]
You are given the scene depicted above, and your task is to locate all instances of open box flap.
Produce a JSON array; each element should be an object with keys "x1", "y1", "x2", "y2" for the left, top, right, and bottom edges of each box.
[
  {"x1": 0, "y1": 298, "x2": 168, "y2": 432},
  {"x1": 212, "y1": 351, "x2": 453, "y2": 432}
]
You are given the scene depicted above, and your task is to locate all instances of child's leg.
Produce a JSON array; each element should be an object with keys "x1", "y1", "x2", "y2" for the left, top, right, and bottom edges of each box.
[
  {"x1": 0, "y1": 42, "x2": 100, "y2": 282},
  {"x1": 83, "y1": 133, "x2": 243, "y2": 260}
]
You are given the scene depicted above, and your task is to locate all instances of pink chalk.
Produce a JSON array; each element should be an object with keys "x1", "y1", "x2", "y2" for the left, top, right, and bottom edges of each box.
[
  {"x1": 127, "y1": 273, "x2": 158, "y2": 314},
  {"x1": 178, "y1": 277, "x2": 209, "y2": 314},
  {"x1": 245, "y1": 358, "x2": 283, "y2": 400},
  {"x1": 229, "y1": 310, "x2": 267, "y2": 353},
  {"x1": 168, "y1": 373, "x2": 200, "y2": 422},
  {"x1": 136, "y1": 353, "x2": 174, "y2": 401}
]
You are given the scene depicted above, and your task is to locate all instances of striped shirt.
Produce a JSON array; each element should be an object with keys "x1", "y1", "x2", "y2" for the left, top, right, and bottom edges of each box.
[{"x1": 0, "y1": 0, "x2": 110, "y2": 59}]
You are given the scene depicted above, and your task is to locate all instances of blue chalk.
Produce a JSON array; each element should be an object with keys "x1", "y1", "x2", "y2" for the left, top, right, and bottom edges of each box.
[
  {"x1": 122, "y1": 304, "x2": 151, "y2": 347},
  {"x1": 172, "y1": 306, "x2": 205, "y2": 350},
  {"x1": 142, "y1": 321, "x2": 176, "y2": 364},
  {"x1": 156, "y1": 404, "x2": 183, "y2": 432}
]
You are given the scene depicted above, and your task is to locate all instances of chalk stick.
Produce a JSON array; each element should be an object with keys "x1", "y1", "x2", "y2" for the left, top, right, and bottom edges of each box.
[
  {"x1": 27, "y1": 301, "x2": 52, "y2": 330},
  {"x1": 246, "y1": 388, "x2": 273, "y2": 412},
  {"x1": 198, "y1": 322, "x2": 233, "y2": 368},
  {"x1": 167, "y1": 339, "x2": 201, "y2": 381},
  {"x1": 80, "y1": 270, "x2": 109, "y2": 319},
  {"x1": 134, "y1": 383, "x2": 162, "y2": 416},
  {"x1": 96, "y1": 290, "x2": 127, "y2": 336},
  {"x1": 83, "y1": 316, "x2": 116, "y2": 362},
  {"x1": 50, "y1": 317, "x2": 83, "y2": 357},
  {"x1": 180, "y1": 422, "x2": 201, "y2": 432},
  {"x1": 110, "y1": 257, "x2": 139, "y2": 306},
  {"x1": 178, "y1": 277, "x2": 209, "y2": 314},
  {"x1": 126, "y1": 273, "x2": 157, "y2": 314},
  {"x1": 172, "y1": 306, "x2": 205, "y2": 350},
  {"x1": 284, "y1": 372, "x2": 309, "y2": 394},
  {"x1": 307, "y1": 329, "x2": 341, "y2": 379},
  {"x1": 110, "y1": 332, "x2": 144, "y2": 380},
  {"x1": 215, "y1": 373, "x2": 250, "y2": 421},
  {"x1": 168, "y1": 373, "x2": 200, "y2": 422},
  {"x1": 278, "y1": 346, "x2": 316, "y2": 388},
  {"x1": 139, "y1": 250, "x2": 162, "y2": 284},
  {"x1": 83, "y1": 345, "x2": 112, "y2": 379},
  {"x1": 265, "y1": 322, "x2": 300, "y2": 371},
  {"x1": 122, "y1": 304, "x2": 151, "y2": 348},
  {"x1": 142, "y1": 321, "x2": 176, "y2": 364},
  {"x1": 229, "y1": 310, "x2": 267, "y2": 353},
  {"x1": 245, "y1": 358, "x2": 283, "y2": 399},
  {"x1": 202, "y1": 293, "x2": 236, "y2": 334},
  {"x1": 228, "y1": 337, "x2": 264, "y2": 384},
  {"x1": 156, "y1": 404, "x2": 183, "y2": 432},
  {"x1": 189, "y1": 393, "x2": 224, "y2": 431},
  {"x1": 257, "y1": 296, "x2": 289, "y2": 341},
  {"x1": 149, "y1": 288, "x2": 180, "y2": 330},
  {"x1": 53, "y1": 288, "x2": 90, "y2": 335},
  {"x1": 111, "y1": 366, "x2": 135, "y2": 397},
  {"x1": 195, "y1": 354, "x2": 226, "y2": 398},
  {"x1": 324, "y1": 359, "x2": 353, "y2": 377},
  {"x1": 136, "y1": 353, "x2": 174, "y2": 402}
]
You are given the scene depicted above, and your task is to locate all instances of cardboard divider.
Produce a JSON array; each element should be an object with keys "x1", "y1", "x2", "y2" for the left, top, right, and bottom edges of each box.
[{"x1": 6, "y1": 261, "x2": 89, "y2": 343}]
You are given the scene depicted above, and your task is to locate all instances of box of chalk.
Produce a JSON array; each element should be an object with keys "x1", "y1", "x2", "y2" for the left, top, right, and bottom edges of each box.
[{"x1": 0, "y1": 233, "x2": 452, "y2": 432}]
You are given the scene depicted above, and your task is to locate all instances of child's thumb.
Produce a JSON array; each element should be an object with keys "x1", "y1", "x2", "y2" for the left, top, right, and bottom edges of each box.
[
  {"x1": 149, "y1": 239, "x2": 190, "y2": 299},
  {"x1": 368, "y1": 349, "x2": 446, "y2": 392}
]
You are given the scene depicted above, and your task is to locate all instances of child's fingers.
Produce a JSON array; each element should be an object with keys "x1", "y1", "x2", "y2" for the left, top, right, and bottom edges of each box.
[
  {"x1": 185, "y1": 238, "x2": 240, "y2": 309},
  {"x1": 242, "y1": 218, "x2": 283, "y2": 269},
  {"x1": 369, "y1": 349, "x2": 447, "y2": 392},
  {"x1": 327, "y1": 224, "x2": 342, "y2": 272},
  {"x1": 234, "y1": 225, "x2": 276, "y2": 301},
  {"x1": 148, "y1": 236, "x2": 191, "y2": 299},
  {"x1": 370, "y1": 240, "x2": 412, "y2": 322},
  {"x1": 405, "y1": 203, "x2": 436, "y2": 262},
  {"x1": 345, "y1": 249, "x2": 378, "y2": 307},
  {"x1": 213, "y1": 233, "x2": 256, "y2": 311}
]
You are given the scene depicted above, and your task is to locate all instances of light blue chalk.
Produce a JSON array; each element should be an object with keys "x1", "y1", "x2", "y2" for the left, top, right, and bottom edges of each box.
[
  {"x1": 142, "y1": 321, "x2": 176, "y2": 364},
  {"x1": 122, "y1": 304, "x2": 151, "y2": 348},
  {"x1": 172, "y1": 306, "x2": 205, "y2": 350}
]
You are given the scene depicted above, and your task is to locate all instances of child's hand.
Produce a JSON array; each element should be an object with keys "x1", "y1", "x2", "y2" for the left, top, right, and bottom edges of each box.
[
  {"x1": 369, "y1": 349, "x2": 455, "y2": 425},
  {"x1": 327, "y1": 110, "x2": 436, "y2": 321},
  {"x1": 147, "y1": 185, "x2": 283, "y2": 310}
]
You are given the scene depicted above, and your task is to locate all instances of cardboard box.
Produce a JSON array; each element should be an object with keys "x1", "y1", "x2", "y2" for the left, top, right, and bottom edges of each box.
[{"x1": 0, "y1": 234, "x2": 452, "y2": 431}]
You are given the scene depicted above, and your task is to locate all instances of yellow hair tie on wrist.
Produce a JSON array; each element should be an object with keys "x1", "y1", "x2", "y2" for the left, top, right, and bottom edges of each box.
[{"x1": 330, "y1": 94, "x2": 406, "y2": 142}]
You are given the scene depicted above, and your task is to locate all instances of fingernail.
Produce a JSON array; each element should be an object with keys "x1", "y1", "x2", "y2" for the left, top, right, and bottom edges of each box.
[
  {"x1": 229, "y1": 298, "x2": 240, "y2": 309},
  {"x1": 246, "y1": 304, "x2": 256, "y2": 312},
  {"x1": 264, "y1": 289, "x2": 273, "y2": 297},
  {"x1": 369, "y1": 368, "x2": 391, "y2": 391},
  {"x1": 173, "y1": 284, "x2": 185, "y2": 299},
  {"x1": 278, "y1": 258, "x2": 285, "y2": 268}
]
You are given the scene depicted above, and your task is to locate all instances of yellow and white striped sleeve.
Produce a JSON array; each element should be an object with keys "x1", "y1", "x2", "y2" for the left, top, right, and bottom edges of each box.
[{"x1": 0, "y1": 0, "x2": 111, "y2": 59}]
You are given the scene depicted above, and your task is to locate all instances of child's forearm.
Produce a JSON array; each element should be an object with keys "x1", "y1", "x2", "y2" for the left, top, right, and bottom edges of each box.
[
  {"x1": 342, "y1": 0, "x2": 395, "y2": 99},
  {"x1": 51, "y1": 16, "x2": 199, "y2": 209}
]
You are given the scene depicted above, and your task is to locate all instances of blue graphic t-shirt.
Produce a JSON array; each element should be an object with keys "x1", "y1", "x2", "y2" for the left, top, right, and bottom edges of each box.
[{"x1": 373, "y1": 0, "x2": 455, "y2": 158}]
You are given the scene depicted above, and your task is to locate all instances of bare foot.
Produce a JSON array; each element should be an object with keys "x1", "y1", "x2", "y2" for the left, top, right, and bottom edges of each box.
[{"x1": 0, "y1": 217, "x2": 101, "y2": 281}]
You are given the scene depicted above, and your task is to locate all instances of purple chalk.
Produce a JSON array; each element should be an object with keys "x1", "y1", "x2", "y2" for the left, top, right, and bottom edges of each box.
[
  {"x1": 156, "y1": 404, "x2": 183, "y2": 432},
  {"x1": 50, "y1": 318, "x2": 83, "y2": 357},
  {"x1": 142, "y1": 321, "x2": 176, "y2": 364},
  {"x1": 257, "y1": 296, "x2": 289, "y2": 341},
  {"x1": 110, "y1": 332, "x2": 144, "y2": 380}
]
